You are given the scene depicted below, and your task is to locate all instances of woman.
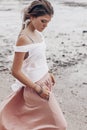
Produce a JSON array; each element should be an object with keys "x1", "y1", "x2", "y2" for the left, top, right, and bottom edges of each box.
[{"x1": 0, "y1": 0, "x2": 67, "y2": 130}]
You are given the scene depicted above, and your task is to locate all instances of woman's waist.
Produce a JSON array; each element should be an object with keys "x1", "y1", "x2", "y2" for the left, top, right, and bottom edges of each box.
[
  {"x1": 24, "y1": 68, "x2": 49, "y2": 82},
  {"x1": 11, "y1": 67, "x2": 49, "y2": 92},
  {"x1": 22, "y1": 64, "x2": 48, "y2": 76},
  {"x1": 15, "y1": 68, "x2": 49, "y2": 85},
  {"x1": 22, "y1": 63, "x2": 48, "y2": 71}
]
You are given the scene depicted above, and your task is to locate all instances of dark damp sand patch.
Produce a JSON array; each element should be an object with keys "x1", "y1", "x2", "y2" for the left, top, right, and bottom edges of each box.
[
  {"x1": 62, "y1": 2, "x2": 87, "y2": 8},
  {"x1": 47, "y1": 53, "x2": 87, "y2": 75},
  {"x1": 0, "y1": 8, "x2": 13, "y2": 11}
]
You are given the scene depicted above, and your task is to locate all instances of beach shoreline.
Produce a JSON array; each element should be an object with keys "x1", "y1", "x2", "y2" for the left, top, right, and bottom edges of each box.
[{"x1": 0, "y1": 0, "x2": 87, "y2": 130}]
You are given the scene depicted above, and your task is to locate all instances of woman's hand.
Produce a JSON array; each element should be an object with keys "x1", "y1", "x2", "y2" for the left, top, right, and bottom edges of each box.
[{"x1": 34, "y1": 84, "x2": 50, "y2": 100}]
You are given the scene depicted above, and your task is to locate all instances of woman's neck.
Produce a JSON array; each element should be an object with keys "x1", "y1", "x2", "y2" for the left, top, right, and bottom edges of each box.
[{"x1": 27, "y1": 22, "x2": 35, "y2": 32}]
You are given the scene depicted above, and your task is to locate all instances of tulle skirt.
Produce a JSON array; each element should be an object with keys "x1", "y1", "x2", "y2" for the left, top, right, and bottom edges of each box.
[{"x1": 0, "y1": 73, "x2": 67, "y2": 130}]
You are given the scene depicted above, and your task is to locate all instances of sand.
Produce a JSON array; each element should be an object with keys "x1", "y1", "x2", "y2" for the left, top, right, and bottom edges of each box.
[{"x1": 0, "y1": 0, "x2": 87, "y2": 130}]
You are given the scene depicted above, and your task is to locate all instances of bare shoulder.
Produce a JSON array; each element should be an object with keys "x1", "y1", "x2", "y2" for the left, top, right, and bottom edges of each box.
[
  {"x1": 16, "y1": 34, "x2": 28, "y2": 46},
  {"x1": 16, "y1": 30, "x2": 33, "y2": 46}
]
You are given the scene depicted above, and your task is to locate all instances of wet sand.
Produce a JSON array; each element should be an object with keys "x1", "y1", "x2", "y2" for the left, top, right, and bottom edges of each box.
[{"x1": 0, "y1": 0, "x2": 87, "y2": 130}]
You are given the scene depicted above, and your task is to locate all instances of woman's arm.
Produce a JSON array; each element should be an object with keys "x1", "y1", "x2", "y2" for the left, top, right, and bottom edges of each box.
[
  {"x1": 12, "y1": 52, "x2": 36, "y2": 89},
  {"x1": 12, "y1": 36, "x2": 35, "y2": 88}
]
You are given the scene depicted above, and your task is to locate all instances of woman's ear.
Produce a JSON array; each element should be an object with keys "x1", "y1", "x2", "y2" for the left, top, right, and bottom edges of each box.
[{"x1": 30, "y1": 16, "x2": 34, "y2": 21}]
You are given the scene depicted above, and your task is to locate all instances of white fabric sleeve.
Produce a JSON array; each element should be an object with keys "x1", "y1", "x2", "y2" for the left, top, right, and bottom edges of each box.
[{"x1": 13, "y1": 45, "x2": 32, "y2": 52}]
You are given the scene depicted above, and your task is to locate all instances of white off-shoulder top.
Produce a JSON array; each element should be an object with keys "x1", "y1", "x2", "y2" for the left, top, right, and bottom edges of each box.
[{"x1": 11, "y1": 33, "x2": 49, "y2": 91}]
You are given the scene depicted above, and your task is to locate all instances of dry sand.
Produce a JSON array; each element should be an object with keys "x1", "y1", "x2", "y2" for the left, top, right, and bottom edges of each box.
[{"x1": 0, "y1": 0, "x2": 87, "y2": 130}]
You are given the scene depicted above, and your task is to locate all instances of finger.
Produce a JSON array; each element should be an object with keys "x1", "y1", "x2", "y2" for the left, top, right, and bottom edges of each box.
[
  {"x1": 52, "y1": 75, "x2": 55, "y2": 83},
  {"x1": 46, "y1": 87, "x2": 50, "y2": 91},
  {"x1": 40, "y1": 92, "x2": 50, "y2": 100},
  {"x1": 40, "y1": 91, "x2": 49, "y2": 98},
  {"x1": 46, "y1": 94, "x2": 49, "y2": 100},
  {"x1": 51, "y1": 74, "x2": 55, "y2": 82},
  {"x1": 42, "y1": 94, "x2": 49, "y2": 100},
  {"x1": 44, "y1": 80, "x2": 48, "y2": 86},
  {"x1": 43, "y1": 86, "x2": 50, "y2": 92}
]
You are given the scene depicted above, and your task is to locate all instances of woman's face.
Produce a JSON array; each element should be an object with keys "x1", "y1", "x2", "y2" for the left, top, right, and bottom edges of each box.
[{"x1": 30, "y1": 14, "x2": 52, "y2": 32}]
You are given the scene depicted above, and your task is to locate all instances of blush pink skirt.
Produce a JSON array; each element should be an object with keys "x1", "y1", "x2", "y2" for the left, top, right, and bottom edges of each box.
[{"x1": 0, "y1": 73, "x2": 67, "y2": 130}]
